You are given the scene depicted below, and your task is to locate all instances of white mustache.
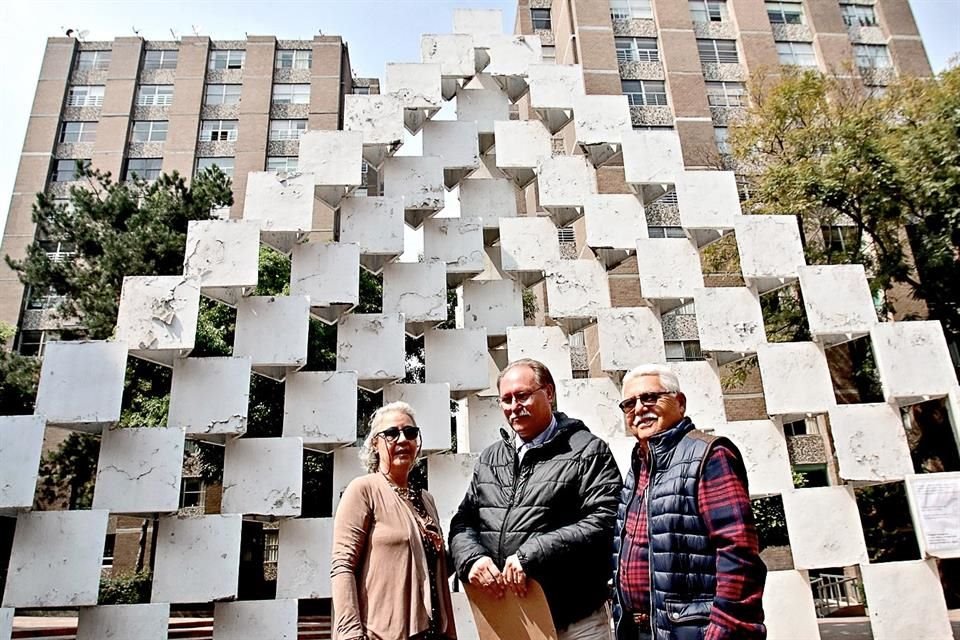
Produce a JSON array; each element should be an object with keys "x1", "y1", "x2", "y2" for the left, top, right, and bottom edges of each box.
[
  {"x1": 633, "y1": 412, "x2": 657, "y2": 425},
  {"x1": 509, "y1": 408, "x2": 530, "y2": 422}
]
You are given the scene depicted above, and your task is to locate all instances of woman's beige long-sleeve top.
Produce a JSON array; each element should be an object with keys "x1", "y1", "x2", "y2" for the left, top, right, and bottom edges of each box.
[{"x1": 331, "y1": 473, "x2": 457, "y2": 640}]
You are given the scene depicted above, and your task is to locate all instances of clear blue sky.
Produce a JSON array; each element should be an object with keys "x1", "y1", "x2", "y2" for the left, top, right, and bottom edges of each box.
[{"x1": 0, "y1": 0, "x2": 957, "y2": 235}]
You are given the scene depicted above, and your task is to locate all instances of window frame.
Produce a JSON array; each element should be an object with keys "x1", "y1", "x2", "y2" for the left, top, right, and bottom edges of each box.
[
  {"x1": 199, "y1": 119, "x2": 239, "y2": 142},
  {"x1": 766, "y1": 1, "x2": 804, "y2": 24},
  {"x1": 621, "y1": 79, "x2": 668, "y2": 107},
  {"x1": 74, "y1": 50, "x2": 111, "y2": 72},
  {"x1": 776, "y1": 41, "x2": 818, "y2": 67},
  {"x1": 59, "y1": 121, "x2": 97, "y2": 144},
  {"x1": 610, "y1": 0, "x2": 654, "y2": 20},
  {"x1": 179, "y1": 477, "x2": 205, "y2": 509},
  {"x1": 530, "y1": 8, "x2": 552, "y2": 30},
  {"x1": 195, "y1": 157, "x2": 235, "y2": 178},
  {"x1": 125, "y1": 158, "x2": 163, "y2": 181},
  {"x1": 275, "y1": 49, "x2": 312, "y2": 69},
  {"x1": 713, "y1": 126, "x2": 731, "y2": 154},
  {"x1": 647, "y1": 225, "x2": 686, "y2": 238},
  {"x1": 688, "y1": 0, "x2": 727, "y2": 23},
  {"x1": 268, "y1": 119, "x2": 308, "y2": 141},
  {"x1": 143, "y1": 49, "x2": 178, "y2": 70},
  {"x1": 705, "y1": 81, "x2": 747, "y2": 107},
  {"x1": 204, "y1": 84, "x2": 242, "y2": 106},
  {"x1": 696, "y1": 39, "x2": 739, "y2": 64},
  {"x1": 840, "y1": 3, "x2": 878, "y2": 27},
  {"x1": 854, "y1": 44, "x2": 892, "y2": 69},
  {"x1": 271, "y1": 84, "x2": 311, "y2": 105},
  {"x1": 130, "y1": 120, "x2": 168, "y2": 143},
  {"x1": 266, "y1": 156, "x2": 299, "y2": 173},
  {"x1": 66, "y1": 85, "x2": 105, "y2": 107},
  {"x1": 208, "y1": 50, "x2": 246, "y2": 71},
  {"x1": 665, "y1": 340, "x2": 704, "y2": 362},
  {"x1": 51, "y1": 158, "x2": 89, "y2": 183},
  {"x1": 136, "y1": 84, "x2": 174, "y2": 107},
  {"x1": 615, "y1": 37, "x2": 660, "y2": 63},
  {"x1": 821, "y1": 224, "x2": 859, "y2": 254}
]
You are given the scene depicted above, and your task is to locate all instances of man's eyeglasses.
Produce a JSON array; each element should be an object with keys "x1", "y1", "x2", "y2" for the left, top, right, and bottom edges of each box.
[
  {"x1": 618, "y1": 392, "x2": 675, "y2": 413},
  {"x1": 498, "y1": 386, "x2": 545, "y2": 408},
  {"x1": 376, "y1": 426, "x2": 421, "y2": 442}
]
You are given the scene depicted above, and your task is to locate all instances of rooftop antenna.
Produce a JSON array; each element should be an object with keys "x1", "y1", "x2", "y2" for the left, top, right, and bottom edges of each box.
[
  {"x1": 170, "y1": 28, "x2": 179, "y2": 40},
  {"x1": 132, "y1": 26, "x2": 141, "y2": 36},
  {"x1": 191, "y1": 25, "x2": 202, "y2": 37},
  {"x1": 65, "y1": 28, "x2": 89, "y2": 41}
]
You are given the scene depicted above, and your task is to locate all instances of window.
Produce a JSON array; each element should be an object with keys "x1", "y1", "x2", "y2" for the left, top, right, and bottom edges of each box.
[
  {"x1": 621, "y1": 80, "x2": 668, "y2": 107},
  {"x1": 541, "y1": 46, "x2": 556, "y2": 63},
  {"x1": 610, "y1": 0, "x2": 653, "y2": 20},
  {"x1": 353, "y1": 85, "x2": 371, "y2": 95},
  {"x1": 66, "y1": 85, "x2": 105, "y2": 107},
  {"x1": 653, "y1": 190, "x2": 679, "y2": 205},
  {"x1": 130, "y1": 121, "x2": 168, "y2": 143},
  {"x1": 776, "y1": 41, "x2": 817, "y2": 66},
  {"x1": 840, "y1": 4, "x2": 878, "y2": 27},
  {"x1": 558, "y1": 227, "x2": 576, "y2": 244},
  {"x1": 74, "y1": 50, "x2": 111, "y2": 71},
  {"x1": 266, "y1": 156, "x2": 299, "y2": 173},
  {"x1": 697, "y1": 39, "x2": 739, "y2": 64},
  {"x1": 568, "y1": 331, "x2": 586, "y2": 347},
  {"x1": 208, "y1": 50, "x2": 245, "y2": 70},
  {"x1": 714, "y1": 127, "x2": 731, "y2": 154},
  {"x1": 264, "y1": 530, "x2": 280, "y2": 564},
  {"x1": 705, "y1": 81, "x2": 746, "y2": 107},
  {"x1": 783, "y1": 418, "x2": 808, "y2": 437},
  {"x1": 199, "y1": 119, "x2": 239, "y2": 142},
  {"x1": 615, "y1": 38, "x2": 660, "y2": 63},
  {"x1": 669, "y1": 300, "x2": 697, "y2": 316},
  {"x1": 665, "y1": 340, "x2": 703, "y2": 361},
  {"x1": 688, "y1": 0, "x2": 727, "y2": 23},
  {"x1": 854, "y1": 44, "x2": 892, "y2": 69},
  {"x1": 268, "y1": 119, "x2": 308, "y2": 141},
  {"x1": 275, "y1": 49, "x2": 312, "y2": 69},
  {"x1": 179, "y1": 477, "x2": 205, "y2": 509},
  {"x1": 102, "y1": 534, "x2": 116, "y2": 568},
  {"x1": 204, "y1": 84, "x2": 241, "y2": 106},
  {"x1": 272, "y1": 84, "x2": 311, "y2": 104},
  {"x1": 26, "y1": 285, "x2": 65, "y2": 310},
  {"x1": 361, "y1": 160, "x2": 370, "y2": 183},
  {"x1": 136, "y1": 84, "x2": 174, "y2": 107},
  {"x1": 38, "y1": 238, "x2": 75, "y2": 262},
  {"x1": 821, "y1": 224, "x2": 858, "y2": 254},
  {"x1": 647, "y1": 226, "x2": 686, "y2": 238},
  {"x1": 531, "y1": 8, "x2": 552, "y2": 30},
  {"x1": 125, "y1": 158, "x2": 163, "y2": 180},
  {"x1": 51, "y1": 159, "x2": 89, "y2": 182},
  {"x1": 195, "y1": 157, "x2": 235, "y2": 178},
  {"x1": 59, "y1": 122, "x2": 97, "y2": 143},
  {"x1": 16, "y1": 330, "x2": 48, "y2": 357},
  {"x1": 766, "y1": 1, "x2": 804, "y2": 24},
  {"x1": 143, "y1": 49, "x2": 178, "y2": 70}
]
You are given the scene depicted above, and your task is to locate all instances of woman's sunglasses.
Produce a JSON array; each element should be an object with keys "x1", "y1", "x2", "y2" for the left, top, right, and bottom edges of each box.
[{"x1": 376, "y1": 426, "x2": 421, "y2": 442}]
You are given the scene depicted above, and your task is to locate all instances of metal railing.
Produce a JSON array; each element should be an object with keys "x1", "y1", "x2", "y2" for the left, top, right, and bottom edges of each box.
[{"x1": 811, "y1": 573, "x2": 862, "y2": 617}]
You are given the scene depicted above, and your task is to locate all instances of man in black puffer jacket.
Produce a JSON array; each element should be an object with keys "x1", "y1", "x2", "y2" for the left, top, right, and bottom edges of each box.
[{"x1": 449, "y1": 358, "x2": 623, "y2": 638}]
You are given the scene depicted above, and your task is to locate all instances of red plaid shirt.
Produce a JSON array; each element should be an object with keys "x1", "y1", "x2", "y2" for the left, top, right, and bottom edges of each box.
[{"x1": 618, "y1": 444, "x2": 766, "y2": 640}]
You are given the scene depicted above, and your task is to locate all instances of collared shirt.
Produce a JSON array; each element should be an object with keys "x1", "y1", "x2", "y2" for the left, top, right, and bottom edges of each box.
[
  {"x1": 618, "y1": 443, "x2": 765, "y2": 640},
  {"x1": 514, "y1": 415, "x2": 558, "y2": 463}
]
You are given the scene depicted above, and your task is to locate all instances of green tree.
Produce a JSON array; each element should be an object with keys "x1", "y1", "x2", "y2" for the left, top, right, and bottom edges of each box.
[{"x1": 0, "y1": 322, "x2": 40, "y2": 414}]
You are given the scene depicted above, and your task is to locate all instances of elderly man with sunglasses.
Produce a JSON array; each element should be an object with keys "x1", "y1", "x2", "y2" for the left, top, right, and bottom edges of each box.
[
  {"x1": 612, "y1": 364, "x2": 766, "y2": 640},
  {"x1": 450, "y1": 358, "x2": 622, "y2": 639}
]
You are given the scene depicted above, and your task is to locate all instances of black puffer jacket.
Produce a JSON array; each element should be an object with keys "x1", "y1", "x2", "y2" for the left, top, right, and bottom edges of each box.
[{"x1": 449, "y1": 412, "x2": 623, "y2": 630}]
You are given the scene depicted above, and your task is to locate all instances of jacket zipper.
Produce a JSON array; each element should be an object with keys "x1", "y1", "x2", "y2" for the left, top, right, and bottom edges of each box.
[
  {"x1": 616, "y1": 456, "x2": 639, "y2": 638},
  {"x1": 497, "y1": 445, "x2": 523, "y2": 564},
  {"x1": 647, "y1": 448, "x2": 657, "y2": 636}
]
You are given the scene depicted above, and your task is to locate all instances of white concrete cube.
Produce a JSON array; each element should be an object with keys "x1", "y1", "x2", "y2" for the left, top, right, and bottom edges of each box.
[
  {"x1": 2, "y1": 510, "x2": 108, "y2": 607},
  {"x1": 92, "y1": 425, "x2": 185, "y2": 514},
  {"x1": 283, "y1": 371, "x2": 358, "y2": 450},
  {"x1": 428, "y1": 453, "x2": 478, "y2": 535},
  {"x1": 545, "y1": 259, "x2": 611, "y2": 330},
  {"x1": 537, "y1": 155, "x2": 597, "y2": 209},
  {"x1": 382, "y1": 261, "x2": 448, "y2": 337},
  {"x1": 635, "y1": 238, "x2": 704, "y2": 302},
  {"x1": 222, "y1": 437, "x2": 303, "y2": 517},
  {"x1": 781, "y1": 486, "x2": 868, "y2": 569},
  {"x1": 424, "y1": 217, "x2": 485, "y2": 283},
  {"x1": 337, "y1": 313, "x2": 406, "y2": 391},
  {"x1": 115, "y1": 275, "x2": 200, "y2": 365},
  {"x1": 487, "y1": 34, "x2": 542, "y2": 76},
  {"x1": 332, "y1": 448, "x2": 365, "y2": 511},
  {"x1": 290, "y1": 241, "x2": 359, "y2": 323},
  {"x1": 233, "y1": 296, "x2": 310, "y2": 381},
  {"x1": 676, "y1": 170, "x2": 740, "y2": 231},
  {"x1": 299, "y1": 130, "x2": 364, "y2": 207},
  {"x1": 453, "y1": 8, "x2": 503, "y2": 48},
  {"x1": 904, "y1": 472, "x2": 960, "y2": 558},
  {"x1": 693, "y1": 287, "x2": 766, "y2": 355},
  {"x1": 35, "y1": 340, "x2": 126, "y2": 432},
  {"x1": 762, "y1": 571, "x2": 820, "y2": 640},
  {"x1": 452, "y1": 592, "x2": 481, "y2": 640},
  {"x1": 734, "y1": 215, "x2": 806, "y2": 293},
  {"x1": 343, "y1": 94, "x2": 405, "y2": 154},
  {"x1": 584, "y1": 194, "x2": 647, "y2": 250},
  {"x1": 77, "y1": 603, "x2": 170, "y2": 640},
  {"x1": 828, "y1": 403, "x2": 914, "y2": 481},
  {"x1": 457, "y1": 86, "x2": 510, "y2": 136},
  {"x1": 183, "y1": 219, "x2": 259, "y2": 306},
  {"x1": 528, "y1": 64, "x2": 585, "y2": 110},
  {"x1": 168, "y1": 356, "x2": 250, "y2": 438},
  {"x1": 499, "y1": 217, "x2": 561, "y2": 285},
  {"x1": 422, "y1": 120, "x2": 481, "y2": 181},
  {"x1": 622, "y1": 130, "x2": 685, "y2": 186},
  {"x1": 597, "y1": 307, "x2": 666, "y2": 371},
  {"x1": 573, "y1": 94, "x2": 631, "y2": 145},
  {"x1": 421, "y1": 33, "x2": 476, "y2": 78},
  {"x1": 213, "y1": 599, "x2": 298, "y2": 640},
  {"x1": 670, "y1": 360, "x2": 727, "y2": 429},
  {"x1": 460, "y1": 279, "x2": 524, "y2": 340},
  {"x1": 276, "y1": 518, "x2": 334, "y2": 599},
  {"x1": 870, "y1": 321, "x2": 958, "y2": 404},
  {"x1": 506, "y1": 326, "x2": 573, "y2": 380},
  {"x1": 712, "y1": 420, "x2": 794, "y2": 497},
  {"x1": 459, "y1": 179, "x2": 517, "y2": 233},
  {"x1": 494, "y1": 120, "x2": 552, "y2": 170},
  {"x1": 383, "y1": 383, "x2": 453, "y2": 452},
  {"x1": 456, "y1": 395, "x2": 506, "y2": 453},
  {"x1": 339, "y1": 196, "x2": 405, "y2": 274},
  {"x1": 151, "y1": 514, "x2": 242, "y2": 603},
  {"x1": 860, "y1": 560, "x2": 953, "y2": 640},
  {"x1": 384, "y1": 63, "x2": 443, "y2": 109},
  {"x1": 0, "y1": 415, "x2": 45, "y2": 512},
  {"x1": 757, "y1": 342, "x2": 835, "y2": 418},
  {"x1": 383, "y1": 156, "x2": 445, "y2": 228},
  {"x1": 243, "y1": 172, "x2": 316, "y2": 252},
  {"x1": 798, "y1": 265, "x2": 878, "y2": 342},
  {"x1": 557, "y1": 377, "x2": 624, "y2": 442},
  {"x1": 0, "y1": 608, "x2": 10, "y2": 640},
  {"x1": 424, "y1": 328, "x2": 489, "y2": 396}
]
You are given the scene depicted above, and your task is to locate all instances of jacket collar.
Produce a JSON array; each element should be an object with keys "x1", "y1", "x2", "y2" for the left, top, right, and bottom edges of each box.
[
  {"x1": 636, "y1": 417, "x2": 696, "y2": 468},
  {"x1": 499, "y1": 411, "x2": 583, "y2": 448}
]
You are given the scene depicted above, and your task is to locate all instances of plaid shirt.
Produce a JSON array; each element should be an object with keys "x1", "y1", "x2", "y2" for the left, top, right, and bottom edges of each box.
[{"x1": 618, "y1": 443, "x2": 766, "y2": 640}]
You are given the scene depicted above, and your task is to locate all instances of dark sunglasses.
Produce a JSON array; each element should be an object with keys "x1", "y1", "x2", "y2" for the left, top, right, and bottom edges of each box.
[
  {"x1": 618, "y1": 392, "x2": 675, "y2": 413},
  {"x1": 376, "y1": 425, "x2": 421, "y2": 442}
]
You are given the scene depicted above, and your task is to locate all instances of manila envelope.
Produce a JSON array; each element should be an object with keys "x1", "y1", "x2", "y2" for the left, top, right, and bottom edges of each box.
[{"x1": 464, "y1": 579, "x2": 558, "y2": 640}]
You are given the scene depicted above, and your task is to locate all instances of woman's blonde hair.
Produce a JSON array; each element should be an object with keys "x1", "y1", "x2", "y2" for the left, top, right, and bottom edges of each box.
[{"x1": 358, "y1": 401, "x2": 419, "y2": 474}]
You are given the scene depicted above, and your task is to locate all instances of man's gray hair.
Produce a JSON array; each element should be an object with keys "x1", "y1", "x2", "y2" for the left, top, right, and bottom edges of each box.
[
  {"x1": 621, "y1": 364, "x2": 681, "y2": 396},
  {"x1": 358, "y1": 401, "x2": 418, "y2": 474}
]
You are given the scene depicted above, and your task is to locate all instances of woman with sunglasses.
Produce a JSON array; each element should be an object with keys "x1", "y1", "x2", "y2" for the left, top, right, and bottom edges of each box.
[{"x1": 331, "y1": 401, "x2": 457, "y2": 640}]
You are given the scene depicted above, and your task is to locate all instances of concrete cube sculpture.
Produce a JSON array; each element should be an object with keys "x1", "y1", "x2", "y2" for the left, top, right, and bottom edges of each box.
[
  {"x1": 573, "y1": 94, "x2": 632, "y2": 166},
  {"x1": 828, "y1": 404, "x2": 914, "y2": 482},
  {"x1": 421, "y1": 34, "x2": 477, "y2": 99},
  {"x1": 693, "y1": 287, "x2": 766, "y2": 359},
  {"x1": 904, "y1": 472, "x2": 960, "y2": 558},
  {"x1": 621, "y1": 130, "x2": 685, "y2": 199},
  {"x1": 676, "y1": 170, "x2": 740, "y2": 247},
  {"x1": 452, "y1": 8, "x2": 503, "y2": 48},
  {"x1": 756, "y1": 342, "x2": 835, "y2": 419},
  {"x1": 635, "y1": 237, "x2": 704, "y2": 304},
  {"x1": 151, "y1": 515, "x2": 242, "y2": 603},
  {"x1": 332, "y1": 447, "x2": 365, "y2": 511},
  {"x1": 243, "y1": 171, "x2": 316, "y2": 253},
  {"x1": 0, "y1": 608, "x2": 10, "y2": 640},
  {"x1": 0, "y1": 415, "x2": 45, "y2": 512},
  {"x1": 499, "y1": 217, "x2": 561, "y2": 286},
  {"x1": 343, "y1": 94, "x2": 405, "y2": 167},
  {"x1": 384, "y1": 383, "x2": 453, "y2": 452},
  {"x1": 860, "y1": 560, "x2": 954, "y2": 640},
  {"x1": 213, "y1": 599, "x2": 298, "y2": 640},
  {"x1": 233, "y1": 296, "x2": 310, "y2": 381},
  {"x1": 291, "y1": 241, "x2": 359, "y2": 323},
  {"x1": 183, "y1": 219, "x2": 259, "y2": 306},
  {"x1": 422, "y1": 120, "x2": 481, "y2": 188},
  {"x1": 2, "y1": 510, "x2": 109, "y2": 607},
  {"x1": 537, "y1": 155, "x2": 598, "y2": 226},
  {"x1": 337, "y1": 313, "x2": 406, "y2": 391},
  {"x1": 299, "y1": 130, "x2": 364, "y2": 208},
  {"x1": 276, "y1": 518, "x2": 334, "y2": 599},
  {"x1": 486, "y1": 34, "x2": 542, "y2": 100},
  {"x1": 493, "y1": 120, "x2": 552, "y2": 187},
  {"x1": 528, "y1": 64, "x2": 585, "y2": 133},
  {"x1": 383, "y1": 62, "x2": 442, "y2": 134},
  {"x1": 456, "y1": 395, "x2": 506, "y2": 453},
  {"x1": 115, "y1": 275, "x2": 200, "y2": 365},
  {"x1": 762, "y1": 571, "x2": 820, "y2": 640},
  {"x1": 283, "y1": 371, "x2": 358, "y2": 450},
  {"x1": 456, "y1": 84, "x2": 510, "y2": 152},
  {"x1": 870, "y1": 321, "x2": 958, "y2": 404},
  {"x1": 544, "y1": 259, "x2": 612, "y2": 332},
  {"x1": 597, "y1": 307, "x2": 666, "y2": 371},
  {"x1": 77, "y1": 604, "x2": 170, "y2": 640},
  {"x1": 424, "y1": 328, "x2": 489, "y2": 397},
  {"x1": 34, "y1": 340, "x2": 126, "y2": 432},
  {"x1": 712, "y1": 420, "x2": 794, "y2": 497},
  {"x1": 797, "y1": 264, "x2": 878, "y2": 343},
  {"x1": 383, "y1": 156, "x2": 446, "y2": 228},
  {"x1": 423, "y1": 217, "x2": 485, "y2": 285},
  {"x1": 168, "y1": 356, "x2": 250, "y2": 439},
  {"x1": 583, "y1": 194, "x2": 647, "y2": 266},
  {"x1": 506, "y1": 326, "x2": 573, "y2": 380},
  {"x1": 557, "y1": 377, "x2": 624, "y2": 442},
  {"x1": 92, "y1": 425, "x2": 185, "y2": 514},
  {"x1": 427, "y1": 453, "x2": 478, "y2": 534},
  {"x1": 339, "y1": 195, "x2": 405, "y2": 274},
  {"x1": 460, "y1": 279, "x2": 524, "y2": 343},
  {"x1": 670, "y1": 361, "x2": 726, "y2": 429},
  {"x1": 734, "y1": 215, "x2": 806, "y2": 293},
  {"x1": 383, "y1": 261, "x2": 448, "y2": 337},
  {"x1": 459, "y1": 178, "x2": 517, "y2": 241},
  {"x1": 222, "y1": 437, "x2": 303, "y2": 517},
  {"x1": 781, "y1": 486, "x2": 869, "y2": 569}
]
